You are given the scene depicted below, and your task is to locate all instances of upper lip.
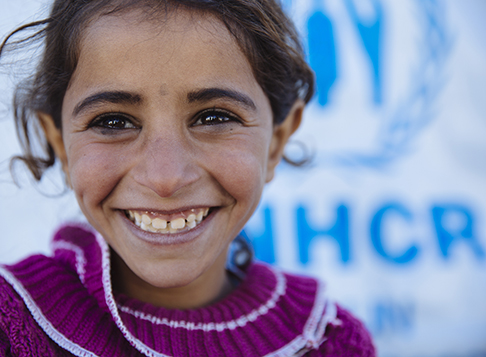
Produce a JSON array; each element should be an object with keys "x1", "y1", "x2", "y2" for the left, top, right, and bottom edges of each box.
[{"x1": 122, "y1": 205, "x2": 215, "y2": 215}]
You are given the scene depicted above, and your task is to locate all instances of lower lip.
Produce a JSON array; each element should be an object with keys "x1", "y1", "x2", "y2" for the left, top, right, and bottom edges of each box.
[{"x1": 119, "y1": 209, "x2": 216, "y2": 246}]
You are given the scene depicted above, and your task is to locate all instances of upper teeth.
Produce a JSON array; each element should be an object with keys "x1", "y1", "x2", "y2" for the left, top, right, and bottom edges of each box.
[{"x1": 127, "y1": 208, "x2": 210, "y2": 234}]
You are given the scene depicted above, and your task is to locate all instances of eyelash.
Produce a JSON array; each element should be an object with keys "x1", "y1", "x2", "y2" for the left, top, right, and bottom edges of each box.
[
  {"x1": 88, "y1": 113, "x2": 138, "y2": 131},
  {"x1": 192, "y1": 108, "x2": 241, "y2": 127},
  {"x1": 87, "y1": 108, "x2": 241, "y2": 132}
]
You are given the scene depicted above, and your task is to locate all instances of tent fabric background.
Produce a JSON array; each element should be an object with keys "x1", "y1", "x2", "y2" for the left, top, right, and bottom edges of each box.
[{"x1": 1, "y1": 0, "x2": 485, "y2": 355}]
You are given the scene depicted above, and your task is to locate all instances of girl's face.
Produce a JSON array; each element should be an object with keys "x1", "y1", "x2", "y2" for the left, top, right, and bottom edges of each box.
[{"x1": 46, "y1": 9, "x2": 300, "y2": 305}]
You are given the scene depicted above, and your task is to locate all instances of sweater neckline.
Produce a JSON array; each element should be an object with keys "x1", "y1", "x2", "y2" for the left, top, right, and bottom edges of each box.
[
  {"x1": 2, "y1": 224, "x2": 336, "y2": 357},
  {"x1": 111, "y1": 257, "x2": 286, "y2": 328}
]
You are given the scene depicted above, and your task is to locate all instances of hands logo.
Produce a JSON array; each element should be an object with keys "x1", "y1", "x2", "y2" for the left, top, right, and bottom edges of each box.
[{"x1": 285, "y1": 0, "x2": 451, "y2": 170}]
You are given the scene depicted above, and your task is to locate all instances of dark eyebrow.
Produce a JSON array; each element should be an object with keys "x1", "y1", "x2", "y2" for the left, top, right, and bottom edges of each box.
[
  {"x1": 187, "y1": 88, "x2": 257, "y2": 111},
  {"x1": 72, "y1": 91, "x2": 142, "y2": 116}
]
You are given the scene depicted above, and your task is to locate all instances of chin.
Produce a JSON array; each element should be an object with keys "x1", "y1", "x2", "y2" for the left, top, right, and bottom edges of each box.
[{"x1": 143, "y1": 264, "x2": 202, "y2": 289}]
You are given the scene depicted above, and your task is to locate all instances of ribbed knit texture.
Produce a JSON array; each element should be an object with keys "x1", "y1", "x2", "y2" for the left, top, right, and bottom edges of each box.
[{"x1": 0, "y1": 225, "x2": 375, "y2": 356}]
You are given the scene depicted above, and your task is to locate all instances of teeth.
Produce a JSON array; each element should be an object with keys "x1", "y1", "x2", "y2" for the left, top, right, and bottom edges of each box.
[
  {"x1": 141, "y1": 222, "x2": 150, "y2": 231},
  {"x1": 152, "y1": 218, "x2": 167, "y2": 229},
  {"x1": 126, "y1": 208, "x2": 210, "y2": 234},
  {"x1": 141, "y1": 214, "x2": 151, "y2": 225},
  {"x1": 170, "y1": 217, "x2": 185, "y2": 230}
]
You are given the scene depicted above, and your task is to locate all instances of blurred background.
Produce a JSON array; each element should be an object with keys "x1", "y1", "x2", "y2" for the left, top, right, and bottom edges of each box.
[{"x1": 1, "y1": 0, "x2": 485, "y2": 356}]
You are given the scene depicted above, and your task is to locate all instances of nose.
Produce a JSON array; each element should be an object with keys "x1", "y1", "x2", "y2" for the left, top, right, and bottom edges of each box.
[{"x1": 132, "y1": 132, "x2": 201, "y2": 198}]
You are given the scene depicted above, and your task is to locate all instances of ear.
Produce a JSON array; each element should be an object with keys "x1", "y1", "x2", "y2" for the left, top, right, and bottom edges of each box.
[
  {"x1": 37, "y1": 112, "x2": 70, "y2": 184},
  {"x1": 265, "y1": 100, "x2": 304, "y2": 183}
]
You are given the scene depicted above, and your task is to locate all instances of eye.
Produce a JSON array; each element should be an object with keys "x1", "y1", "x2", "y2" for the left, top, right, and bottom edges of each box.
[
  {"x1": 192, "y1": 109, "x2": 241, "y2": 126},
  {"x1": 88, "y1": 113, "x2": 138, "y2": 130}
]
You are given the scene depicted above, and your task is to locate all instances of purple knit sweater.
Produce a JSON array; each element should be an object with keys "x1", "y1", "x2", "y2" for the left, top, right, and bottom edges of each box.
[{"x1": 0, "y1": 225, "x2": 375, "y2": 356}]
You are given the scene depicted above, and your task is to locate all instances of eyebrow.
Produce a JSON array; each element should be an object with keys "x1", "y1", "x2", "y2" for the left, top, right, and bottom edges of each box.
[
  {"x1": 73, "y1": 91, "x2": 142, "y2": 116},
  {"x1": 187, "y1": 88, "x2": 257, "y2": 111}
]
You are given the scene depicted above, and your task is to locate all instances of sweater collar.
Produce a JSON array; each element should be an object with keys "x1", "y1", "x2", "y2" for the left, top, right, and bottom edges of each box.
[{"x1": 2, "y1": 224, "x2": 335, "y2": 357}]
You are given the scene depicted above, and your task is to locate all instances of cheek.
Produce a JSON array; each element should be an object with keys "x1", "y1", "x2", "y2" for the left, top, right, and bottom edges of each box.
[
  {"x1": 67, "y1": 143, "x2": 127, "y2": 207},
  {"x1": 203, "y1": 138, "x2": 268, "y2": 203}
]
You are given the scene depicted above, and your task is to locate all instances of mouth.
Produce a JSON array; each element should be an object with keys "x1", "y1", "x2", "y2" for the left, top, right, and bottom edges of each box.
[{"x1": 125, "y1": 207, "x2": 211, "y2": 234}]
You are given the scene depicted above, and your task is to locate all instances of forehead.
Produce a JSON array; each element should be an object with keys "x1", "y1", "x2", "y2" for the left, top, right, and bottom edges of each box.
[
  {"x1": 63, "y1": 8, "x2": 268, "y2": 113},
  {"x1": 81, "y1": 7, "x2": 237, "y2": 61}
]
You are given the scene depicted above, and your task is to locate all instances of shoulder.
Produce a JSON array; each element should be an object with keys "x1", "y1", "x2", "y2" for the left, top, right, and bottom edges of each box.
[
  {"x1": 0, "y1": 272, "x2": 71, "y2": 356},
  {"x1": 306, "y1": 304, "x2": 376, "y2": 357},
  {"x1": 264, "y1": 268, "x2": 375, "y2": 357},
  {"x1": 0, "y1": 226, "x2": 96, "y2": 357}
]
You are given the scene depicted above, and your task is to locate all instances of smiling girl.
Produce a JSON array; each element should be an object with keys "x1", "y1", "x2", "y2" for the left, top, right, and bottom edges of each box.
[{"x1": 0, "y1": 1, "x2": 375, "y2": 356}]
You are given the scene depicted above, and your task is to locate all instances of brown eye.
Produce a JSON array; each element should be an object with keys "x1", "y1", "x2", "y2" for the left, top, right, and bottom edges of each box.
[
  {"x1": 193, "y1": 109, "x2": 241, "y2": 126},
  {"x1": 89, "y1": 113, "x2": 138, "y2": 130}
]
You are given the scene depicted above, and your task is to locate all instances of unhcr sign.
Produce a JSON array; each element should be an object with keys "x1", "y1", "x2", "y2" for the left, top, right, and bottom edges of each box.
[{"x1": 245, "y1": 0, "x2": 486, "y2": 356}]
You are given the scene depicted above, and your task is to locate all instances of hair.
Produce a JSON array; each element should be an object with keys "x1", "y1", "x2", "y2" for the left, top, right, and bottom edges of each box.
[{"x1": 1, "y1": 0, "x2": 315, "y2": 181}]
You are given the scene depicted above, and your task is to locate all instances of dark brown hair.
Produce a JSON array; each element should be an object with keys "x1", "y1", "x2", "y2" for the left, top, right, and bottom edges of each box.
[{"x1": 1, "y1": 0, "x2": 315, "y2": 180}]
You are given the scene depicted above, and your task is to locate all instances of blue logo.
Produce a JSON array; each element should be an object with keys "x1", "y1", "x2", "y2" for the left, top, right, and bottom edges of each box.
[
  {"x1": 283, "y1": 0, "x2": 451, "y2": 169},
  {"x1": 243, "y1": 1, "x2": 485, "y2": 268}
]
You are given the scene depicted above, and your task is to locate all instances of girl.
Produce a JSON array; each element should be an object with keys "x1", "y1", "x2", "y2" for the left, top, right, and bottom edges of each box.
[{"x1": 0, "y1": 0, "x2": 375, "y2": 356}]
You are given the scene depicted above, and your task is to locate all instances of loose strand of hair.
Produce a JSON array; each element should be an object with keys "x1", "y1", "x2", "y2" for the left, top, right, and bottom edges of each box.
[{"x1": 0, "y1": 19, "x2": 50, "y2": 57}]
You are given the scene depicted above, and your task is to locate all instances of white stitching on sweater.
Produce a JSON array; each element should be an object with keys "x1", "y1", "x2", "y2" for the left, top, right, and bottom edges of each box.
[
  {"x1": 51, "y1": 240, "x2": 87, "y2": 284},
  {"x1": 261, "y1": 279, "x2": 335, "y2": 357},
  {"x1": 116, "y1": 268, "x2": 286, "y2": 332},
  {"x1": 315, "y1": 299, "x2": 337, "y2": 344},
  {"x1": 304, "y1": 279, "x2": 333, "y2": 346},
  {"x1": 263, "y1": 335, "x2": 309, "y2": 357},
  {"x1": 95, "y1": 233, "x2": 172, "y2": 357},
  {"x1": 0, "y1": 266, "x2": 99, "y2": 357}
]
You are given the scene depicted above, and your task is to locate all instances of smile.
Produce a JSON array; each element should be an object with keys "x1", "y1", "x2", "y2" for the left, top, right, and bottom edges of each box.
[{"x1": 125, "y1": 208, "x2": 210, "y2": 234}]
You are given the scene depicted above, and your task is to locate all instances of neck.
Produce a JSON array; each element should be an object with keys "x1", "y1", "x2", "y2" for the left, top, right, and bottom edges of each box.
[{"x1": 111, "y1": 251, "x2": 233, "y2": 310}]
